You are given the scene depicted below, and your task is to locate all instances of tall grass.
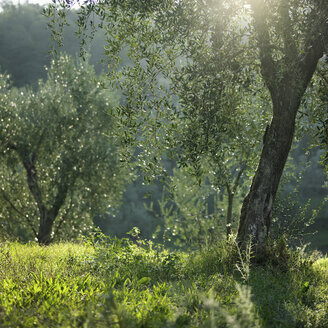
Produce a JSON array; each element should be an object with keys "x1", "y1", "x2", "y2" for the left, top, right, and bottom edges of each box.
[{"x1": 0, "y1": 237, "x2": 328, "y2": 327}]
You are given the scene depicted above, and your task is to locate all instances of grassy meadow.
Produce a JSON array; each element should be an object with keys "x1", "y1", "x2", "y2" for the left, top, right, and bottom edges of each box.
[{"x1": 1, "y1": 236, "x2": 328, "y2": 328}]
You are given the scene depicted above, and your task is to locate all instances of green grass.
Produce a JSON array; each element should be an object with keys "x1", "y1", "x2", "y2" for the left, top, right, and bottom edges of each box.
[{"x1": 0, "y1": 237, "x2": 328, "y2": 327}]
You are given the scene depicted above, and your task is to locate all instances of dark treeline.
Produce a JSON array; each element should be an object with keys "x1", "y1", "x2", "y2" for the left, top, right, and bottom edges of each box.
[{"x1": 0, "y1": 2, "x2": 106, "y2": 87}]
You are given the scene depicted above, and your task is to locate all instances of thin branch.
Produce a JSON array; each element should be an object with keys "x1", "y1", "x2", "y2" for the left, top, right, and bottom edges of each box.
[
  {"x1": 50, "y1": 173, "x2": 76, "y2": 220},
  {"x1": 21, "y1": 155, "x2": 46, "y2": 217},
  {"x1": 0, "y1": 189, "x2": 38, "y2": 238},
  {"x1": 52, "y1": 194, "x2": 74, "y2": 239},
  {"x1": 233, "y1": 164, "x2": 246, "y2": 194},
  {"x1": 225, "y1": 182, "x2": 232, "y2": 197}
]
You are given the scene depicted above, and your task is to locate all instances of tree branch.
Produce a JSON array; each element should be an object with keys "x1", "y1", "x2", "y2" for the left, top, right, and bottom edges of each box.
[
  {"x1": 225, "y1": 182, "x2": 231, "y2": 197},
  {"x1": 233, "y1": 164, "x2": 246, "y2": 194},
  {"x1": 299, "y1": 36, "x2": 326, "y2": 92},
  {"x1": 251, "y1": 0, "x2": 278, "y2": 95},
  {"x1": 49, "y1": 169, "x2": 78, "y2": 222},
  {"x1": 0, "y1": 189, "x2": 38, "y2": 238},
  {"x1": 52, "y1": 194, "x2": 74, "y2": 238},
  {"x1": 279, "y1": 1, "x2": 298, "y2": 68},
  {"x1": 49, "y1": 183, "x2": 70, "y2": 220},
  {"x1": 298, "y1": 6, "x2": 327, "y2": 92},
  {"x1": 20, "y1": 151, "x2": 47, "y2": 217}
]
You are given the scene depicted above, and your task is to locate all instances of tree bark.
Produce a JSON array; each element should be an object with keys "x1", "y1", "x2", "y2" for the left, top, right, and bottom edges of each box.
[
  {"x1": 237, "y1": 102, "x2": 298, "y2": 250},
  {"x1": 226, "y1": 166, "x2": 245, "y2": 238},
  {"x1": 37, "y1": 208, "x2": 55, "y2": 245},
  {"x1": 36, "y1": 185, "x2": 69, "y2": 245}
]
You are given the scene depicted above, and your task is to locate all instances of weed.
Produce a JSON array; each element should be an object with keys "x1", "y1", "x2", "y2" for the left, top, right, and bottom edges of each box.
[{"x1": 235, "y1": 237, "x2": 253, "y2": 284}]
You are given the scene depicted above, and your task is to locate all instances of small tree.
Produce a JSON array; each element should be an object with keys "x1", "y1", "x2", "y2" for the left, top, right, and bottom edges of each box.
[{"x1": 0, "y1": 55, "x2": 127, "y2": 244}]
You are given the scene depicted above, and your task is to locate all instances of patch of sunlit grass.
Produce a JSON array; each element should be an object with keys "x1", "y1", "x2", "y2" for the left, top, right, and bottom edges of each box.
[{"x1": 1, "y1": 239, "x2": 328, "y2": 327}]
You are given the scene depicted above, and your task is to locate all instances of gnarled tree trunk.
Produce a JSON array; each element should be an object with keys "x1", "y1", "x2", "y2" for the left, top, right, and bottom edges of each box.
[
  {"x1": 21, "y1": 151, "x2": 69, "y2": 245},
  {"x1": 237, "y1": 63, "x2": 324, "y2": 251},
  {"x1": 237, "y1": 93, "x2": 299, "y2": 250},
  {"x1": 237, "y1": 0, "x2": 327, "y2": 251}
]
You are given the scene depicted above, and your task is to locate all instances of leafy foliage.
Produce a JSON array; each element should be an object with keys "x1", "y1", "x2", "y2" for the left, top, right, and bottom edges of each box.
[
  {"x1": 151, "y1": 167, "x2": 227, "y2": 249},
  {"x1": 45, "y1": 0, "x2": 277, "y2": 247},
  {"x1": 45, "y1": 0, "x2": 268, "y2": 181},
  {"x1": 44, "y1": 0, "x2": 328, "y2": 250},
  {"x1": 301, "y1": 57, "x2": 328, "y2": 169},
  {"x1": 0, "y1": 55, "x2": 128, "y2": 243}
]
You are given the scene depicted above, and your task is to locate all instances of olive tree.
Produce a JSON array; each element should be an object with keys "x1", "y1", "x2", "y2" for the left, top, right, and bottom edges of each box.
[
  {"x1": 48, "y1": 0, "x2": 327, "y2": 251},
  {"x1": 236, "y1": 0, "x2": 327, "y2": 250},
  {"x1": 0, "y1": 55, "x2": 127, "y2": 244}
]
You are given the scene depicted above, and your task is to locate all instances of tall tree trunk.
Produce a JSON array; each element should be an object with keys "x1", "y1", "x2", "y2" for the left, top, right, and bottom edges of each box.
[
  {"x1": 36, "y1": 188, "x2": 69, "y2": 245},
  {"x1": 21, "y1": 153, "x2": 52, "y2": 244},
  {"x1": 237, "y1": 64, "x2": 325, "y2": 251},
  {"x1": 237, "y1": 101, "x2": 298, "y2": 250}
]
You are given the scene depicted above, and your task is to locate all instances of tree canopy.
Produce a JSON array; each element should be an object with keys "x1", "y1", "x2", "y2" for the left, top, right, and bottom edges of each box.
[
  {"x1": 0, "y1": 54, "x2": 128, "y2": 244},
  {"x1": 45, "y1": 0, "x2": 328, "y2": 250}
]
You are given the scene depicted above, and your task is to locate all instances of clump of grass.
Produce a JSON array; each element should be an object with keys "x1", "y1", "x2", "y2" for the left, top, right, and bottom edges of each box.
[{"x1": 0, "y1": 241, "x2": 101, "y2": 327}]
